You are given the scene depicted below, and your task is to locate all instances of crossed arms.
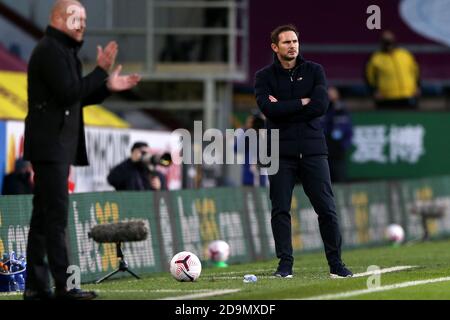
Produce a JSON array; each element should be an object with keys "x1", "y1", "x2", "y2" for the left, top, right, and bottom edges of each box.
[{"x1": 254, "y1": 64, "x2": 329, "y2": 122}]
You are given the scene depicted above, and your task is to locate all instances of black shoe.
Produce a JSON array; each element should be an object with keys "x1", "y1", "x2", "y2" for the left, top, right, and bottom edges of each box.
[
  {"x1": 330, "y1": 264, "x2": 353, "y2": 278},
  {"x1": 23, "y1": 289, "x2": 53, "y2": 301},
  {"x1": 273, "y1": 267, "x2": 293, "y2": 278},
  {"x1": 55, "y1": 288, "x2": 98, "y2": 300}
]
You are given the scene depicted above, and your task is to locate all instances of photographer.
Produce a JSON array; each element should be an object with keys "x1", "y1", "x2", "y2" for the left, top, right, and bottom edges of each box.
[{"x1": 107, "y1": 142, "x2": 167, "y2": 191}]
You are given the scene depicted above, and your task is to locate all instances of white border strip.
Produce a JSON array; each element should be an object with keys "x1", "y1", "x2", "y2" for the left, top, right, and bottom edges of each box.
[{"x1": 302, "y1": 277, "x2": 450, "y2": 300}]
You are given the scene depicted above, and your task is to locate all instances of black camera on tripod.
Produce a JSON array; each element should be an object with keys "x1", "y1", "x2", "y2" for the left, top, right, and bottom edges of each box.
[
  {"x1": 131, "y1": 141, "x2": 172, "y2": 170},
  {"x1": 140, "y1": 151, "x2": 172, "y2": 167}
]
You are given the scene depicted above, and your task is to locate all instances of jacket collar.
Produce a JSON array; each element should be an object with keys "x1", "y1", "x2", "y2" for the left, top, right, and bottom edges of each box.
[
  {"x1": 45, "y1": 25, "x2": 83, "y2": 51},
  {"x1": 273, "y1": 53, "x2": 305, "y2": 71}
]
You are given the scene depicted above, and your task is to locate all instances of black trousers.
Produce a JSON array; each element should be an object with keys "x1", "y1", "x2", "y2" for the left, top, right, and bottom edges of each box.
[
  {"x1": 26, "y1": 162, "x2": 70, "y2": 292},
  {"x1": 268, "y1": 155, "x2": 342, "y2": 269},
  {"x1": 328, "y1": 156, "x2": 347, "y2": 183}
]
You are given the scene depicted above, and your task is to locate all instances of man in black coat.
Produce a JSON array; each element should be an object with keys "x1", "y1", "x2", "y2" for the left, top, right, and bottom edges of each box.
[
  {"x1": 23, "y1": 0, "x2": 141, "y2": 300},
  {"x1": 254, "y1": 24, "x2": 352, "y2": 278}
]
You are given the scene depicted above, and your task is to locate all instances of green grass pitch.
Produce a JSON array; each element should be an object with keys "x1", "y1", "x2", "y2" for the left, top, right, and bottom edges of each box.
[{"x1": 2, "y1": 238, "x2": 450, "y2": 300}]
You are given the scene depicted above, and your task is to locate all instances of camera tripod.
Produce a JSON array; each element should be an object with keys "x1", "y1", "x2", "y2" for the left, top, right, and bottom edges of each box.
[{"x1": 95, "y1": 242, "x2": 140, "y2": 284}]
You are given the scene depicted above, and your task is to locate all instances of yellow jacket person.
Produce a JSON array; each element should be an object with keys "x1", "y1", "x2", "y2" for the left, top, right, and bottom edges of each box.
[{"x1": 366, "y1": 30, "x2": 420, "y2": 108}]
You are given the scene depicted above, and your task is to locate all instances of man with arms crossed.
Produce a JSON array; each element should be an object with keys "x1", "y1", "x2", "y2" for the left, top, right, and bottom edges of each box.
[{"x1": 254, "y1": 25, "x2": 352, "y2": 278}]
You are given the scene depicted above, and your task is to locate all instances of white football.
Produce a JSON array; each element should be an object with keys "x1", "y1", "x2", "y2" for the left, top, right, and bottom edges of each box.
[
  {"x1": 385, "y1": 224, "x2": 405, "y2": 244},
  {"x1": 170, "y1": 251, "x2": 202, "y2": 282},
  {"x1": 208, "y1": 240, "x2": 230, "y2": 262}
]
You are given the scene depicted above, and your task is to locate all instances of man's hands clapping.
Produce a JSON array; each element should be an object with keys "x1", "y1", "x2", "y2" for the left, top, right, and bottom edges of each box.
[
  {"x1": 107, "y1": 65, "x2": 141, "y2": 92},
  {"x1": 97, "y1": 41, "x2": 141, "y2": 92},
  {"x1": 97, "y1": 41, "x2": 118, "y2": 72}
]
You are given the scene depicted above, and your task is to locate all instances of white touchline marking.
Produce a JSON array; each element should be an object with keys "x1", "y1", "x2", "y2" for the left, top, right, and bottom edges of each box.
[
  {"x1": 208, "y1": 266, "x2": 418, "y2": 280},
  {"x1": 211, "y1": 266, "x2": 375, "y2": 276},
  {"x1": 351, "y1": 265, "x2": 417, "y2": 278},
  {"x1": 207, "y1": 275, "x2": 279, "y2": 280},
  {"x1": 208, "y1": 266, "x2": 375, "y2": 277},
  {"x1": 301, "y1": 276, "x2": 450, "y2": 300},
  {"x1": 2, "y1": 267, "x2": 417, "y2": 298},
  {"x1": 209, "y1": 269, "x2": 273, "y2": 276},
  {"x1": 159, "y1": 289, "x2": 241, "y2": 300}
]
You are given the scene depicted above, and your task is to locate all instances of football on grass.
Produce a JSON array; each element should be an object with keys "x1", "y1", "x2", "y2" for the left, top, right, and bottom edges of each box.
[
  {"x1": 169, "y1": 251, "x2": 202, "y2": 282},
  {"x1": 208, "y1": 240, "x2": 230, "y2": 263},
  {"x1": 385, "y1": 224, "x2": 405, "y2": 244}
]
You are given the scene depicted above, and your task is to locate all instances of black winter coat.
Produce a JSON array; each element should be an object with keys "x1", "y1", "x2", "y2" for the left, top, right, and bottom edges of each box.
[
  {"x1": 107, "y1": 159, "x2": 167, "y2": 191},
  {"x1": 1, "y1": 172, "x2": 33, "y2": 195},
  {"x1": 24, "y1": 26, "x2": 111, "y2": 166},
  {"x1": 254, "y1": 55, "x2": 329, "y2": 158}
]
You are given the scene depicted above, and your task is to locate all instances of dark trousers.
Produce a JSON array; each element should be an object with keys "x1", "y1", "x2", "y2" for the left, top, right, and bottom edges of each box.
[
  {"x1": 26, "y1": 162, "x2": 70, "y2": 292},
  {"x1": 328, "y1": 156, "x2": 347, "y2": 183},
  {"x1": 268, "y1": 155, "x2": 342, "y2": 269}
]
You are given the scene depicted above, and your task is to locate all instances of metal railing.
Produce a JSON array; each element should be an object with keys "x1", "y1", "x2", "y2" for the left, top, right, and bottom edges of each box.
[{"x1": 82, "y1": 0, "x2": 249, "y2": 81}]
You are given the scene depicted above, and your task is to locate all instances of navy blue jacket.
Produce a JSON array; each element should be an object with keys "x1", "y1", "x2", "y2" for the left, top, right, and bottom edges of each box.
[
  {"x1": 322, "y1": 101, "x2": 353, "y2": 160},
  {"x1": 254, "y1": 55, "x2": 329, "y2": 158}
]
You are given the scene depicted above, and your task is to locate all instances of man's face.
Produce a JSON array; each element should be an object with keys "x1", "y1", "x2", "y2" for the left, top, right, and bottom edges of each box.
[
  {"x1": 272, "y1": 31, "x2": 299, "y2": 62},
  {"x1": 61, "y1": 4, "x2": 87, "y2": 42},
  {"x1": 380, "y1": 30, "x2": 396, "y2": 52},
  {"x1": 328, "y1": 87, "x2": 339, "y2": 103},
  {"x1": 131, "y1": 147, "x2": 150, "y2": 162}
]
